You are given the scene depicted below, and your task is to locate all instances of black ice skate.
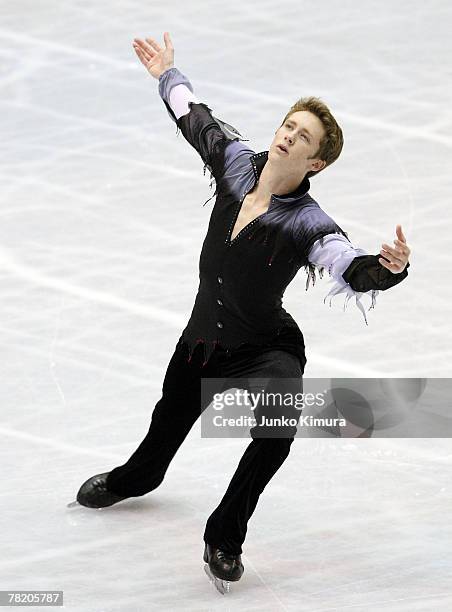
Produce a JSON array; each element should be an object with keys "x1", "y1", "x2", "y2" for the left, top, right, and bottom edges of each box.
[
  {"x1": 67, "y1": 472, "x2": 128, "y2": 508},
  {"x1": 203, "y1": 543, "x2": 244, "y2": 594}
]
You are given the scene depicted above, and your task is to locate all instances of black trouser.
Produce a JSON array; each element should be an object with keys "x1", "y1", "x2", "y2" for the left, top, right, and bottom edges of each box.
[{"x1": 106, "y1": 335, "x2": 305, "y2": 555}]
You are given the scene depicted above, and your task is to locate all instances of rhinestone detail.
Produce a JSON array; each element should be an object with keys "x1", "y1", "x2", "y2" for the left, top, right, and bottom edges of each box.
[{"x1": 225, "y1": 152, "x2": 270, "y2": 246}]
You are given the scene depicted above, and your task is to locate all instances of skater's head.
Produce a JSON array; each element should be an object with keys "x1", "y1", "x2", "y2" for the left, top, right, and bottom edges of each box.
[{"x1": 269, "y1": 97, "x2": 343, "y2": 180}]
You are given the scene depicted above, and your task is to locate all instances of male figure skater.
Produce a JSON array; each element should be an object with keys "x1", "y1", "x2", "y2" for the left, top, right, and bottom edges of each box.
[{"x1": 74, "y1": 32, "x2": 411, "y2": 591}]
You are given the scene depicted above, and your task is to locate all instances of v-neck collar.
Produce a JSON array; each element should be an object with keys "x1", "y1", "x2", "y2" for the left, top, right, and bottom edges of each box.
[
  {"x1": 250, "y1": 151, "x2": 311, "y2": 202},
  {"x1": 226, "y1": 151, "x2": 312, "y2": 247}
]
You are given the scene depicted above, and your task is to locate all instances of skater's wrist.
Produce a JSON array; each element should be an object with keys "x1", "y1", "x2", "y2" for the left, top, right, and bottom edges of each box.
[{"x1": 157, "y1": 65, "x2": 175, "y2": 80}]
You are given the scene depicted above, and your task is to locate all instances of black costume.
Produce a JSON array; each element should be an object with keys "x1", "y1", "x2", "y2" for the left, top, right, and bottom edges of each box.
[{"x1": 104, "y1": 67, "x2": 410, "y2": 556}]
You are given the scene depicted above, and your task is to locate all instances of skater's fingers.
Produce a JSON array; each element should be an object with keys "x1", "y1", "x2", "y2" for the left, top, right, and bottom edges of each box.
[
  {"x1": 145, "y1": 36, "x2": 162, "y2": 53},
  {"x1": 378, "y1": 256, "x2": 403, "y2": 273},
  {"x1": 134, "y1": 38, "x2": 156, "y2": 58},
  {"x1": 133, "y1": 44, "x2": 150, "y2": 65},
  {"x1": 163, "y1": 31, "x2": 173, "y2": 49},
  {"x1": 381, "y1": 244, "x2": 405, "y2": 266},
  {"x1": 382, "y1": 243, "x2": 403, "y2": 257},
  {"x1": 379, "y1": 239, "x2": 409, "y2": 272},
  {"x1": 396, "y1": 224, "x2": 407, "y2": 243},
  {"x1": 394, "y1": 238, "x2": 411, "y2": 257},
  {"x1": 132, "y1": 40, "x2": 146, "y2": 58}
]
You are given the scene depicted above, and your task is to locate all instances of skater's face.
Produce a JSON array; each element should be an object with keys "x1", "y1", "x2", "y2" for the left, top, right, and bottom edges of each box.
[{"x1": 270, "y1": 111, "x2": 327, "y2": 176}]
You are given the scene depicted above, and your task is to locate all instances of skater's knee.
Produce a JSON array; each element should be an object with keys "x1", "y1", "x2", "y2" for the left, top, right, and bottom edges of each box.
[
  {"x1": 250, "y1": 429, "x2": 295, "y2": 447},
  {"x1": 259, "y1": 350, "x2": 304, "y2": 378}
]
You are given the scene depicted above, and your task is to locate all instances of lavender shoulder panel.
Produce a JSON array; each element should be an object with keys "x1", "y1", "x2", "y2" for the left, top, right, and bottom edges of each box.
[{"x1": 293, "y1": 202, "x2": 351, "y2": 261}]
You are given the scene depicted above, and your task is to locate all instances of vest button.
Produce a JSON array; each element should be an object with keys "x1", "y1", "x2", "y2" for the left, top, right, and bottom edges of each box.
[
  {"x1": 217, "y1": 298, "x2": 223, "y2": 306},
  {"x1": 217, "y1": 276, "x2": 223, "y2": 284},
  {"x1": 216, "y1": 321, "x2": 224, "y2": 329}
]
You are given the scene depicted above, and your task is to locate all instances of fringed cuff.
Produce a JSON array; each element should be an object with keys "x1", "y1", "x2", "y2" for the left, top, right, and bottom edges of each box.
[
  {"x1": 306, "y1": 233, "x2": 379, "y2": 325},
  {"x1": 323, "y1": 275, "x2": 379, "y2": 326}
]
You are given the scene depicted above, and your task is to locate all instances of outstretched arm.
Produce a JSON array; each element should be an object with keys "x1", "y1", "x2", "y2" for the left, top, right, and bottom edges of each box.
[
  {"x1": 306, "y1": 223, "x2": 411, "y2": 325},
  {"x1": 132, "y1": 32, "x2": 249, "y2": 194}
]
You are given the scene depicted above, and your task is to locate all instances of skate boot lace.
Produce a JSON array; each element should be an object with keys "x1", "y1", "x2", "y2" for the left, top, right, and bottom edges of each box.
[
  {"x1": 93, "y1": 478, "x2": 107, "y2": 491},
  {"x1": 216, "y1": 550, "x2": 236, "y2": 562}
]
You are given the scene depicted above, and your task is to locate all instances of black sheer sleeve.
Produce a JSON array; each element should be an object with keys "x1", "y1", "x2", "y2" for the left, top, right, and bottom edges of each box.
[{"x1": 342, "y1": 255, "x2": 410, "y2": 292}]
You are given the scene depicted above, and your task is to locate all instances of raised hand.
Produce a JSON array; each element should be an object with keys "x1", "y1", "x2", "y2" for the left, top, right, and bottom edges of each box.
[
  {"x1": 379, "y1": 224, "x2": 411, "y2": 273},
  {"x1": 132, "y1": 32, "x2": 174, "y2": 80}
]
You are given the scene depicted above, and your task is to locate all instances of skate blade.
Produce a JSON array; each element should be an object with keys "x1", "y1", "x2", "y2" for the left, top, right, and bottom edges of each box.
[
  {"x1": 67, "y1": 500, "x2": 79, "y2": 508},
  {"x1": 203, "y1": 564, "x2": 230, "y2": 594}
]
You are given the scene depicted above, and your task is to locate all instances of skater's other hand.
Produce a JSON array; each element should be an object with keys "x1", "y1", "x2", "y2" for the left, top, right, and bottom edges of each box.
[
  {"x1": 132, "y1": 32, "x2": 174, "y2": 80},
  {"x1": 379, "y1": 224, "x2": 411, "y2": 273}
]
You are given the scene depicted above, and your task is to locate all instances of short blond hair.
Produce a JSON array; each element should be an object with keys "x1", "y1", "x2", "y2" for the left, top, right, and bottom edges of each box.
[{"x1": 281, "y1": 97, "x2": 344, "y2": 178}]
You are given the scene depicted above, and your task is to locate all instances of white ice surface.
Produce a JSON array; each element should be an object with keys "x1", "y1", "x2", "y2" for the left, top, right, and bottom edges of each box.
[{"x1": 1, "y1": 1, "x2": 451, "y2": 610}]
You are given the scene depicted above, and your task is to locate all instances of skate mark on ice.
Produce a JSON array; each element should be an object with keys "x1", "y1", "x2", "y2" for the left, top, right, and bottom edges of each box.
[{"x1": 244, "y1": 554, "x2": 289, "y2": 610}]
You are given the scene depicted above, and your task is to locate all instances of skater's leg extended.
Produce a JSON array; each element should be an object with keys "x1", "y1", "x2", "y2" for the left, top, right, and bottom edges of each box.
[
  {"x1": 106, "y1": 340, "x2": 211, "y2": 497},
  {"x1": 203, "y1": 349, "x2": 304, "y2": 556},
  {"x1": 76, "y1": 339, "x2": 214, "y2": 507}
]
